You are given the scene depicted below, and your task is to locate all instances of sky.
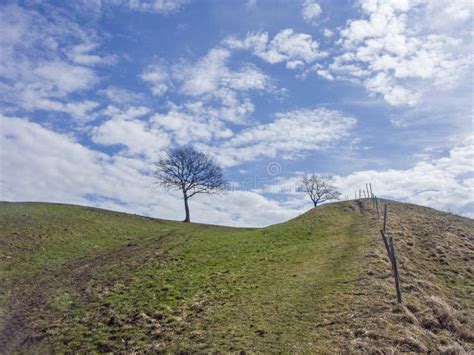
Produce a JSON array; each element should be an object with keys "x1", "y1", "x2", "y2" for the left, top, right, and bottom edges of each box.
[{"x1": 0, "y1": 0, "x2": 473, "y2": 227}]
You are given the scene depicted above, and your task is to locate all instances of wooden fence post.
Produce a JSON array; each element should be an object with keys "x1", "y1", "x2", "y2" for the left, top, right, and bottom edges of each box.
[
  {"x1": 379, "y1": 203, "x2": 402, "y2": 304},
  {"x1": 375, "y1": 196, "x2": 380, "y2": 218},
  {"x1": 388, "y1": 235, "x2": 402, "y2": 304},
  {"x1": 369, "y1": 183, "x2": 375, "y2": 208},
  {"x1": 380, "y1": 230, "x2": 393, "y2": 264}
]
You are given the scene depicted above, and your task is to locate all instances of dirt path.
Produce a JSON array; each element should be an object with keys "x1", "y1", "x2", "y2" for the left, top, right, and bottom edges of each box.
[
  {"x1": 0, "y1": 235, "x2": 168, "y2": 354},
  {"x1": 0, "y1": 279, "x2": 49, "y2": 353}
]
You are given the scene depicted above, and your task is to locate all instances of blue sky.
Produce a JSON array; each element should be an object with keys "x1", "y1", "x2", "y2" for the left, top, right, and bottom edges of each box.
[{"x1": 1, "y1": 0, "x2": 473, "y2": 226}]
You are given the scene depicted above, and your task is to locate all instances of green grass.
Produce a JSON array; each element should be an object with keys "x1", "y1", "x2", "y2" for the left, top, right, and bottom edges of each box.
[
  {"x1": 0, "y1": 201, "x2": 369, "y2": 352},
  {"x1": 1, "y1": 200, "x2": 472, "y2": 353}
]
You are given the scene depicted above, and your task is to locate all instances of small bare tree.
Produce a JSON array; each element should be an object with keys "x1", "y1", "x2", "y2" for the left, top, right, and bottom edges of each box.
[
  {"x1": 155, "y1": 147, "x2": 227, "y2": 223},
  {"x1": 301, "y1": 174, "x2": 341, "y2": 207}
]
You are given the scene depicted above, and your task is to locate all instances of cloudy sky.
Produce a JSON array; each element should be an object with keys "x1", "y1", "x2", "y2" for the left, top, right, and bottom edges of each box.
[{"x1": 1, "y1": 0, "x2": 472, "y2": 226}]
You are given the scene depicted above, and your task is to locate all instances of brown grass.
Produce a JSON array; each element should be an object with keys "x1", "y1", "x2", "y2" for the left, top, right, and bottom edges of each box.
[{"x1": 347, "y1": 199, "x2": 474, "y2": 353}]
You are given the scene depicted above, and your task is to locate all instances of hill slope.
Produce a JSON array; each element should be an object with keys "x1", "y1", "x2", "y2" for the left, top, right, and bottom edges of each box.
[{"x1": 0, "y1": 200, "x2": 473, "y2": 353}]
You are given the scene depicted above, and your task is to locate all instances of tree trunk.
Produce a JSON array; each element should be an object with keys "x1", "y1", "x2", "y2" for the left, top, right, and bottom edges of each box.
[
  {"x1": 313, "y1": 200, "x2": 318, "y2": 207},
  {"x1": 183, "y1": 193, "x2": 191, "y2": 223}
]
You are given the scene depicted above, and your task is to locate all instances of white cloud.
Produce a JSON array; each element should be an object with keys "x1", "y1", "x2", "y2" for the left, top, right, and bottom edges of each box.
[
  {"x1": 151, "y1": 101, "x2": 234, "y2": 144},
  {"x1": 0, "y1": 114, "x2": 143, "y2": 206},
  {"x1": 67, "y1": 0, "x2": 191, "y2": 15},
  {"x1": 141, "y1": 61, "x2": 171, "y2": 96},
  {"x1": 364, "y1": 72, "x2": 420, "y2": 106},
  {"x1": 142, "y1": 48, "x2": 272, "y2": 101},
  {"x1": 173, "y1": 48, "x2": 271, "y2": 97},
  {"x1": 99, "y1": 86, "x2": 146, "y2": 105},
  {"x1": 91, "y1": 106, "x2": 170, "y2": 158},
  {"x1": 0, "y1": 114, "x2": 304, "y2": 227},
  {"x1": 140, "y1": 48, "x2": 275, "y2": 147},
  {"x1": 0, "y1": 4, "x2": 107, "y2": 120},
  {"x1": 33, "y1": 62, "x2": 98, "y2": 95},
  {"x1": 201, "y1": 108, "x2": 357, "y2": 167},
  {"x1": 150, "y1": 101, "x2": 357, "y2": 166},
  {"x1": 67, "y1": 43, "x2": 116, "y2": 66},
  {"x1": 178, "y1": 48, "x2": 232, "y2": 96},
  {"x1": 102, "y1": 105, "x2": 151, "y2": 120},
  {"x1": 301, "y1": 0, "x2": 322, "y2": 25},
  {"x1": 195, "y1": 191, "x2": 303, "y2": 227},
  {"x1": 323, "y1": 28, "x2": 334, "y2": 38},
  {"x1": 225, "y1": 29, "x2": 327, "y2": 69},
  {"x1": 30, "y1": 99, "x2": 100, "y2": 121},
  {"x1": 141, "y1": 47, "x2": 275, "y2": 147},
  {"x1": 333, "y1": 136, "x2": 474, "y2": 216},
  {"x1": 106, "y1": 0, "x2": 189, "y2": 14},
  {"x1": 319, "y1": 0, "x2": 473, "y2": 106},
  {"x1": 387, "y1": 81, "x2": 473, "y2": 138}
]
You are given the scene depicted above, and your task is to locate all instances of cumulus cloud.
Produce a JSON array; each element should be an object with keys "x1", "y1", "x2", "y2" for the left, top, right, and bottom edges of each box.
[
  {"x1": 22, "y1": 98, "x2": 100, "y2": 122},
  {"x1": 301, "y1": 0, "x2": 321, "y2": 25},
  {"x1": 99, "y1": 86, "x2": 146, "y2": 105},
  {"x1": 151, "y1": 101, "x2": 235, "y2": 144},
  {"x1": 225, "y1": 29, "x2": 327, "y2": 69},
  {"x1": 141, "y1": 47, "x2": 275, "y2": 145},
  {"x1": 33, "y1": 62, "x2": 98, "y2": 95},
  {"x1": 141, "y1": 60, "x2": 171, "y2": 96},
  {"x1": 0, "y1": 4, "x2": 108, "y2": 120},
  {"x1": 137, "y1": 44, "x2": 288, "y2": 151},
  {"x1": 323, "y1": 28, "x2": 334, "y2": 38},
  {"x1": 91, "y1": 106, "x2": 170, "y2": 158},
  {"x1": 173, "y1": 48, "x2": 271, "y2": 97},
  {"x1": 364, "y1": 72, "x2": 420, "y2": 106},
  {"x1": 140, "y1": 48, "x2": 270, "y2": 147},
  {"x1": 201, "y1": 108, "x2": 357, "y2": 167},
  {"x1": 317, "y1": 0, "x2": 473, "y2": 106},
  {"x1": 142, "y1": 48, "x2": 272, "y2": 101}
]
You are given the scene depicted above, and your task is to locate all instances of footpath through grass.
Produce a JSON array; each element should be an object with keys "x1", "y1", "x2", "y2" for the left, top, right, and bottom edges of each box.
[{"x1": 0, "y1": 201, "x2": 369, "y2": 352}]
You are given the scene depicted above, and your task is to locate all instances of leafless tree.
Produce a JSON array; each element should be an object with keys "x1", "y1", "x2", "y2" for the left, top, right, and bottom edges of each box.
[
  {"x1": 301, "y1": 174, "x2": 341, "y2": 207},
  {"x1": 154, "y1": 147, "x2": 227, "y2": 223}
]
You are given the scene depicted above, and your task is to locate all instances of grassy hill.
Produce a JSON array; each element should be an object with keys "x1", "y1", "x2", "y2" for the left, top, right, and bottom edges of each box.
[{"x1": 0, "y1": 200, "x2": 473, "y2": 353}]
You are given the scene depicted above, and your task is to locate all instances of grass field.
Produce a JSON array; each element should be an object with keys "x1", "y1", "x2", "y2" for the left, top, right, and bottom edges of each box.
[{"x1": 1, "y1": 200, "x2": 473, "y2": 352}]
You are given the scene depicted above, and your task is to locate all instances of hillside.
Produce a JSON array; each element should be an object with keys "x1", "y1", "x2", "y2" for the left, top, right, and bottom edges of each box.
[{"x1": 0, "y1": 200, "x2": 473, "y2": 353}]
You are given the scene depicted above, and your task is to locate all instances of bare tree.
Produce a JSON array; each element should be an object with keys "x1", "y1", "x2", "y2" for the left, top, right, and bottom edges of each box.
[
  {"x1": 154, "y1": 147, "x2": 227, "y2": 223},
  {"x1": 301, "y1": 174, "x2": 341, "y2": 207}
]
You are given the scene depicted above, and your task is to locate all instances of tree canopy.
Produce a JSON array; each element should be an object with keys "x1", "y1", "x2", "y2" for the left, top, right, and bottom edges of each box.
[
  {"x1": 155, "y1": 147, "x2": 226, "y2": 222},
  {"x1": 301, "y1": 174, "x2": 340, "y2": 207}
]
